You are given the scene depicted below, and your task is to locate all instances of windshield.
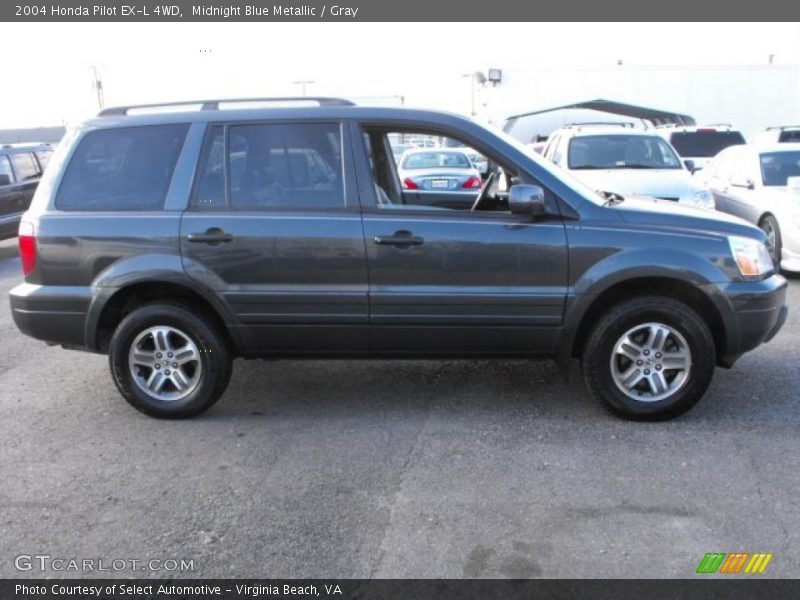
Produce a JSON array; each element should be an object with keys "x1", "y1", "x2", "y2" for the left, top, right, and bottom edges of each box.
[
  {"x1": 760, "y1": 151, "x2": 800, "y2": 186},
  {"x1": 568, "y1": 135, "x2": 682, "y2": 170},
  {"x1": 669, "y1": 131, "x2": 745, "y2": 157},
  {"x1": 402, "y1": 151, "x2": 471, "y2": 169}
]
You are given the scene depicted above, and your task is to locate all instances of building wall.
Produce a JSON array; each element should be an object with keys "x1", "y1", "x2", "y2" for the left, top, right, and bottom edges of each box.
[
  {"x1": 0, "y1": 127, "x2": 66, "y2": 144},
  {"x1": 481, "y1": 65, "x2": 800, "y2": 136}
]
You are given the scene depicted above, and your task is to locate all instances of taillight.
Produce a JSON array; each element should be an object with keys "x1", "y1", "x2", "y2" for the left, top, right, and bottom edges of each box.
[
  {"x1": 402, "y1": 178, "x2": 418, "y2": 190},
  {"x1": 18, "y1": 221, "x2": 36, "y2": 276},
  {"x1": 462, "y1": 176, "x2": 482, "y2": 189}
]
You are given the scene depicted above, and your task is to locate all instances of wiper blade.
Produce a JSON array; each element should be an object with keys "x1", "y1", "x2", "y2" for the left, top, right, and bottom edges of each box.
[{"x1": 570, "y1": 165, "x2": 607, "y2": 170}]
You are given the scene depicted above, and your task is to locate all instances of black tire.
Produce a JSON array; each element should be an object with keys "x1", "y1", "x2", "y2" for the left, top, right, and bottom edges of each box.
[
  {"x1": 581, "y1": 296, "x2": 715, "y2": 421},
  {"x1": 759, "y1": 215, "x2": 782, "y2": 268},
  {"x1": 109, "y1": 303, "x2": 232, "y2": 418}
]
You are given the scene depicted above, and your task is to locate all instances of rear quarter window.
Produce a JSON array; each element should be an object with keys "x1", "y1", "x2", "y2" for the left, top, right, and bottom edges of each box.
[{"x1": 56, "y1": 124, "x2": 188, "y2": 211}]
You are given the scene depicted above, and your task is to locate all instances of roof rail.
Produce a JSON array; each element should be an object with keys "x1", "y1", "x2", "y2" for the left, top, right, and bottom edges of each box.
[
  {"x1": 703, "y1": 123, "x2": 733, "y2": 128},
  {"x1": 766, "y1": 124, "x2": 800, "y2": 131},
  {"x1": 98, "y1": 96, "x2": 355, "y2": 116},
  {"x1": 564, "y1": 121, "x2": 638, "y2": 129}
]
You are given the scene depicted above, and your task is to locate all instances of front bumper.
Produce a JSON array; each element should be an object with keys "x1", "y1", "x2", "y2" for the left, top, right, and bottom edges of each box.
[
  {"x1": 9, "y1": 283, "x2": 93, "y2": 349},
  {"x1": 706, "y1": 273, "x2": 788, "y2": 366}
]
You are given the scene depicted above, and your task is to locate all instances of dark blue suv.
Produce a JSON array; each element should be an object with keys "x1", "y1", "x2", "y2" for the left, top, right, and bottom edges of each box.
[{"x1": 8, "y1": 98, "x2": 788, "y2": 420}]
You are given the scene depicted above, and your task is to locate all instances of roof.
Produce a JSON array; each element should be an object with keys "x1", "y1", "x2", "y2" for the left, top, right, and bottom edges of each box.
[
  {"x1": 747, "y1": 142, "x2": 800, "y2": 153},
  {"x1": 555, "y1": 125, "x2": 659, "y2": 137},
  {"x1": 507, "y1": 99, "x2": 695, "y2": 127}
]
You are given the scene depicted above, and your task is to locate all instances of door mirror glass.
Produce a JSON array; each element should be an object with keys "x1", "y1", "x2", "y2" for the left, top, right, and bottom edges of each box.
[{"x1": 509, "y1": 184, "x2": 547, "y2": 216}]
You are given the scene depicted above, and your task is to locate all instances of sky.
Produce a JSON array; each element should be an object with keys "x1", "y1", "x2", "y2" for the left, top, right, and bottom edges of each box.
[{"x1": 1, "y1": 22, "x2": 800, "y2": 128}]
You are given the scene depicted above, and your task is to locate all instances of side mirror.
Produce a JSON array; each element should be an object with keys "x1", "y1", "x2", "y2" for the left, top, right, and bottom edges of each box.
[
  {"x1": 509, "y1": 184, "x2": 547, "y2": 216},
  {"x1": 683, "y1": 159, "x2": 696, "y2": 173},
  {"x1": 0, "y1": 174, "x2": 11, "y2": 186}
]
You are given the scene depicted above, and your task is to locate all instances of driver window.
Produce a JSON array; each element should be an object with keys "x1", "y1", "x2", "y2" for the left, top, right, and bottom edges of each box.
[{"x1": 365, "y1": 128, "x2": 517, "y2": 213}]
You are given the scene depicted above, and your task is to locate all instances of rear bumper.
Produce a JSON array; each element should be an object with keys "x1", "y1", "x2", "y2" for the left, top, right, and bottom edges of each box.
[
  {"x1": 9, "y1": 283, "x2": 93, "y2": 349},
  {"x1": 707, "y1": 273, "x2": 788, "y2": 366}
]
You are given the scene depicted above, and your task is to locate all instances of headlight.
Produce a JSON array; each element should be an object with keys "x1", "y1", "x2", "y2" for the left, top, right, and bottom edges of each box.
[
  {"x1": 728, "y1": 236, "x2": 773, "y2": 277},
  {"x1": 688, "y1": 189, "x2": 714, "y2": 209}
]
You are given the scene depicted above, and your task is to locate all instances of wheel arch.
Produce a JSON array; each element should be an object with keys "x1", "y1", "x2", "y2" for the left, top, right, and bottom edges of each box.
[
  {"x1": 88, "y1": 280, "x2": 239, "y2": 355},
  {"x1": 563, "y1": 276, "x2": 728, "y2": 365}
]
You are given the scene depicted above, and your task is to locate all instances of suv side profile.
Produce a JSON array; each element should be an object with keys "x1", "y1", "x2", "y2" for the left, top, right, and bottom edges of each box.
[
  {"x1": 0, "y1": 143, "x2": 53, "y2": 239},
  {"x1": 9, "y1": 98, "x2": 788, "y2": 420}
]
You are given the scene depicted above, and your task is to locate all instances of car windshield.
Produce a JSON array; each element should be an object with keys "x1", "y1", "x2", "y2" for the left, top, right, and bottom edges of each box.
[
  {"x1": 568, "y1": 135, "x2": 682, "y2": 170},
  {"x1": 760, "y1": 151, "x2": 800, "y2": 186},
  {"x1": 402, "y1": 151, "x2": 471, "y2": 169},
  {"x1": 668, "y1": 130, "x2": 745, "y2": 157}
]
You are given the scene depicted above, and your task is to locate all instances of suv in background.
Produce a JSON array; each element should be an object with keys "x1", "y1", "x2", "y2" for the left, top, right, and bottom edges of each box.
[
  {"x1": 655, "y1": 124, "x2": 745, "y2": 171},
  {"x1": 9, "y1": 98, "x2": 787, "y2": 421},
  {"x1": 542, "y1": 123, "x2": 715, "y2": 209},
  {"x1": 0, "y1": 143, "x2": 53, "y2": 239},
  {"x1": 749, "y1": 125, "x2": 800, "y2": 145}
]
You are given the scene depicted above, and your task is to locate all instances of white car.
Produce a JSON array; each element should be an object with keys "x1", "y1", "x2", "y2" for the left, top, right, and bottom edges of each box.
[
  {"x1": 655, "y1": 124, "x2": 745, "y2": 171},
  {"x1": 542, "y1": 124, "x2": 715, "y2": 209},
  {"x1": 696, "y1": 143, "x2": 800, "y2": 272},
  {"x1": 450, "y1": 146, "x2": 489, "y2": 176},
  {"x1": 396, "y1": 148, "x2": 483, "y2": 209},
  {"x1": 749, "y1": 125, "x2": 800, "y2": 145}
]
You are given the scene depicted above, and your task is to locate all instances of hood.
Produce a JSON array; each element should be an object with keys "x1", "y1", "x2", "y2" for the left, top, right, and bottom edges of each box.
[
  {"x1": 613, "y1": 195, "x2": 765, "y2": 239},
  {"x1": 569, "y1": 168, "x2": 697, "y2": 199}
]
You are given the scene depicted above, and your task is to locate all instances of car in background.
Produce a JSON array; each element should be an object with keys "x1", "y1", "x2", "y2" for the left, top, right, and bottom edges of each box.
[
  {"x1": 390, "y1": 143, "x2": 414, "y2": 165},
  {"x1": 397, "y1": 148, "x2": 482, "y2": 208},
  {"x1": 542, "y1": 124, "x2": 715, "y2": 209},
  {"x1": 749, "y1": 125, "x2": 800, "y2": 145},
  {"x1": 451, "y1": 146, "x2": 489, "y2": 177},
  {"x1": 0, "y1": 143, "x2": 53, "y2": 240},
  {"x1": 656, "y1": 124, "x2": 745, "y2": 171},
  {"x1": 697, "y1": 143, "x2": 800, "y2": 272}
]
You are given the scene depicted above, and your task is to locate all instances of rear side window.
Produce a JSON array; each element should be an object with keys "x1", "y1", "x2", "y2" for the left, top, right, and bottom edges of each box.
[
  {"x1": 56, "y1": 124, "x2": 188, "y2": 211},
  {"x1": 35, "y1": 150, "x2": 53, "y2": 171},
  {"x1": 10, "y1": 152, "x2": 40, "y2": 181},
  {"x1": 192, "y1": 122, "x2": 344, "y2": 210},
  {"x1": 0, "y1": 155, "x2": 13, "y2": 185}
]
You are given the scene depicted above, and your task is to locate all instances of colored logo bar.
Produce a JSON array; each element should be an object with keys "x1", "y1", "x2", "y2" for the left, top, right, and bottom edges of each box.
[{"x1": 696, "y1": 552, "x2": 773, "y2": 574}]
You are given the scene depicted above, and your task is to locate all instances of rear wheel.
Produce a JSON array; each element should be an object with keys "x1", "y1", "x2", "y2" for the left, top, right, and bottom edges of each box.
[
  {"x1": 109, "y1": 303, "x2": 232, "y2": 418},
  {"x1": 581, "y1": 296, "x2": 715, "y2": 421},
  {"x1": 759, "y1": 215, "x2": 782, "y2": 267}
]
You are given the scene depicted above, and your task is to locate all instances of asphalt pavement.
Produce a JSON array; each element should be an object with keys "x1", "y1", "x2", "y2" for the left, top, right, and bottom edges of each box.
[{"x1": 0, "y1": 238, "x2": 797, "y2": 578}]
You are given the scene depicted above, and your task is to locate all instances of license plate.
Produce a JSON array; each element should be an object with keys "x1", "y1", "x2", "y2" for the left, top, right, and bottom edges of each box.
[{"x1": 430, "y1": 179, "x2": 449, "y2": 189}]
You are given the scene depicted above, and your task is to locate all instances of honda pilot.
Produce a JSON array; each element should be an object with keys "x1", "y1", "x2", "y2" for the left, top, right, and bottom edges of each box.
[{"x1": 9, "y1": 98, "x2": 788, "y2": 420}]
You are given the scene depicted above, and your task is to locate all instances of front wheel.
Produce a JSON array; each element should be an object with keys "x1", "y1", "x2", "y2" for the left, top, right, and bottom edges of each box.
[
  {"x1": 581, "y1": 296, "x2": 716, "y2": 421},
  {"x1": 109, "y1": 303, "x2": 232, "y2": 418},
  {"x1": 759, "y1": 215, "x2": 782, "y2": 268}
]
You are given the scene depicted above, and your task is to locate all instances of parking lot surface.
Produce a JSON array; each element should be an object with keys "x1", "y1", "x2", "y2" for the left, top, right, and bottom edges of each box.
[{"x1": 0, "y1": 237, "x2": 798, "y2": 578}]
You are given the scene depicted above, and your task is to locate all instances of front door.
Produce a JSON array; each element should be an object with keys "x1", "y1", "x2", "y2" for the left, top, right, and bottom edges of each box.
[
  {"x1": 180, "y1": 121, "x2": 369, "y2": 354},
  {"x1": 355, "y1": 124, "x2": 569, "y2": 355}
]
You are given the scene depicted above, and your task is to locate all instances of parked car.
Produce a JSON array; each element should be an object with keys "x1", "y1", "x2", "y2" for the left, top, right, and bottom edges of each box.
[
  {"x1": 749, "y1": 125, "x2": 800, "y2": 145},
  {"x1": 396, "y1": 148, "x2": 483, "y2": 208},
  {"x1": 9, "y1": 98, "x2": 786, "y2": 421},
  {"x1": 656, "y1": 124, "x2": 745, "y2": 171},
  {"x1": 0, "y1": 143, "x2": 53, "y2": 240},
  {"x1": 696, "y1": 143, "x2": 800, "y2": 272},
  {"x1": 542, "y1": 124, "x2": 715, "y2": 209},
  {"x1": 452, "y1": 146, "x2": 489, "y2": 176}
]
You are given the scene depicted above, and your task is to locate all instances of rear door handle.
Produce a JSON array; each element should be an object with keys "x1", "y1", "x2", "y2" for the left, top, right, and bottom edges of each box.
[
  {"x1": 187, "y1": 228, "x2": 234, "y2": 244},
  {"x1": 374, "y1": 231, "x2": 424, "y2": 246}
]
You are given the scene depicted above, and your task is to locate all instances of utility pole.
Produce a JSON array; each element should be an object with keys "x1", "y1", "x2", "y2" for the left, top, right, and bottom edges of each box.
[
  {"x1": 91, "y1": 66, "x2": 105, "y2": 109},
  {"x1": 292, "y1": 80, "x2": 314, "y2": 97}
]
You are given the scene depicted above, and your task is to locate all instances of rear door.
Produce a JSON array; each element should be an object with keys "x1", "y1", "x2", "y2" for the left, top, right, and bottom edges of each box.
[{"x1": 180, "y1": 120, "x2": 369, "y2": 354}]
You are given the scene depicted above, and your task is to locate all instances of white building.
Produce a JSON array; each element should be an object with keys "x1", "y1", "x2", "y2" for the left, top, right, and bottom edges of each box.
[{"x1": 476, "y1": 64, "x2": 800, "y2": 137}]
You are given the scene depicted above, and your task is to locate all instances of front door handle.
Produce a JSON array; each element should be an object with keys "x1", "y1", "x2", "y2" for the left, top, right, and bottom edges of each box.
[
  {"x1": 187, "y1": 228, "x2": 234, "y2": 244},
  {"x1": 374, "y1": 231, "x2": 424, "y2": 247}
]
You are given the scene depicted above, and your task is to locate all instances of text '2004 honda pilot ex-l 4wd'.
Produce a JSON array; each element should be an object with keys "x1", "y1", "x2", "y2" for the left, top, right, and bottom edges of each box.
[{"x1": 9, "y1": 98, "x2": 788, "y2": 420}]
